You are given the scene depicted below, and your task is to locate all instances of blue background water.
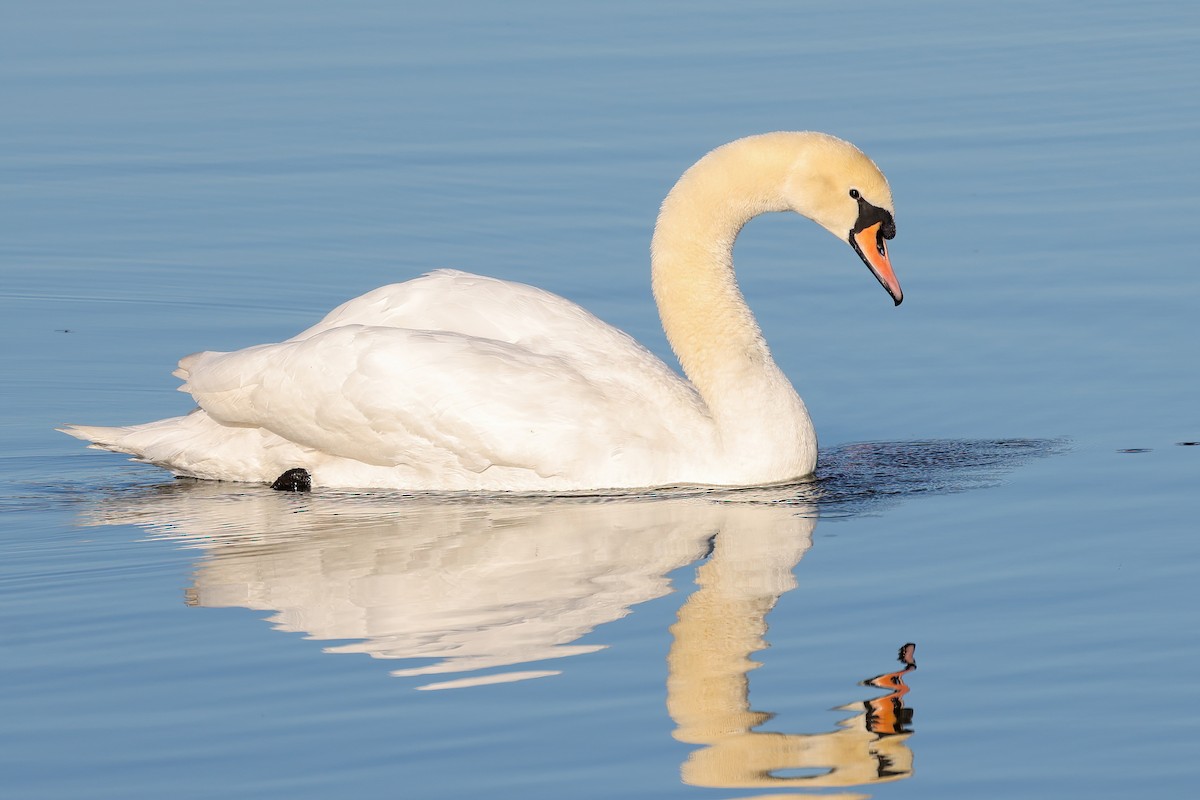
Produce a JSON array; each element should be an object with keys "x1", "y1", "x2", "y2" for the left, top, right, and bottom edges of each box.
[{"x1": 2, "y1": 1, "x2": 1198, "y2": 797}]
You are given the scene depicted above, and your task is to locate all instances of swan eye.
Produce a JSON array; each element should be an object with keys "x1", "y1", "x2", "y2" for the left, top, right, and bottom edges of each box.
[{"x1": 849, "y1": 188, "x2": 860, "y2": 199}]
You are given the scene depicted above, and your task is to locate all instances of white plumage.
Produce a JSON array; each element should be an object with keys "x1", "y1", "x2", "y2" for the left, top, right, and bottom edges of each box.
[{"x1": 62, "y1": 132, "x2": 902, "y2": 491}]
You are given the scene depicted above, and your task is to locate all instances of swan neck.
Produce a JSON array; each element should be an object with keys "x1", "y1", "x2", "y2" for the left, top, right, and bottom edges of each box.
[
  {"x1": 650, "y1": 137, "x2": 815, "y2": 477},
  {"x1": 651, "y1": 144, "x2": 792, "y2": 383}
]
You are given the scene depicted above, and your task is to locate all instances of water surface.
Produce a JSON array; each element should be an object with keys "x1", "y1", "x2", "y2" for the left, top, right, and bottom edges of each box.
[{"x1": 3, "y1": 2, "x2": 1198, "y2": 798}]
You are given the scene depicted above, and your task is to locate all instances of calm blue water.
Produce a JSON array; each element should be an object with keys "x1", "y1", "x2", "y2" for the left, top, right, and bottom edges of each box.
[{"x1": 3, "y1": 1, "x2": 1198, "y2": 798}]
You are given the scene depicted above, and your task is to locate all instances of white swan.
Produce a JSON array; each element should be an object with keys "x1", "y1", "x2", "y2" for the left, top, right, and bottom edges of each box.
[{"x1": 62, "y1": 132, "x2": 901, "y2": 491}]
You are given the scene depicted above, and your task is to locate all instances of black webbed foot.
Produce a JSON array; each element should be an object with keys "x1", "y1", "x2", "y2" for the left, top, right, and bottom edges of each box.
[{"x1": 271, "y1": 468, "x2": 311, "y2": 492}]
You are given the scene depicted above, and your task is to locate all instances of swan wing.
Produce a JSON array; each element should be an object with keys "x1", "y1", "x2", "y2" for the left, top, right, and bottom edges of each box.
[{"x1": 177, "y1": 322, "x2": 711, "y2": 488}]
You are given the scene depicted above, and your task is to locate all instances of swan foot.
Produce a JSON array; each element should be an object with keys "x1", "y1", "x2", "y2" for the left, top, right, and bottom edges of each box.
[{"x1": 271, "y1": 468, "x2": 311, "y2": 492}]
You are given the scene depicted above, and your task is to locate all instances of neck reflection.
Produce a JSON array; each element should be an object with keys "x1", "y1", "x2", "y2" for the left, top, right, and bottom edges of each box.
[{"x1": 667, "y1": 510, "x2": 916, "y2": 794}]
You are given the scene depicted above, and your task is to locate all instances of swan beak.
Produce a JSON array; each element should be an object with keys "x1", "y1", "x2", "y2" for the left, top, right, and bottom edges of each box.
[{"x1": 851, "y1": 223, "x2": 903, "y2": 306}]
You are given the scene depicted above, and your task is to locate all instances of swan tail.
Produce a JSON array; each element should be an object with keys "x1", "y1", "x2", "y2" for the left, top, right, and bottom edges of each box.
[
  {"x1": 59, "y1": 417, "x2": 198, "y2": 463},
  {"x1": 59, "y1": 423, "x2": 143, "y2": 454},
  {"x1": 60, "y1": 411, "x2": 316, "y2": 484},
  {"x1": 59, "y1": 413, "x2": 246, "y2": 479}
]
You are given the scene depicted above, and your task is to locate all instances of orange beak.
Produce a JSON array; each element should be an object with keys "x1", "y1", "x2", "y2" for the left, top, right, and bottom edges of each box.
[{"x1": 851, "y1": 222, "x2": 903, "y2": 306}]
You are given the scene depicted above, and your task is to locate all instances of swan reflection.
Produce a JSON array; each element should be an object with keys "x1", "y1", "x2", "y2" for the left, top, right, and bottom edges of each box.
[{"x1": 80, "y1": 480, "x2": 914, "y2": 793}]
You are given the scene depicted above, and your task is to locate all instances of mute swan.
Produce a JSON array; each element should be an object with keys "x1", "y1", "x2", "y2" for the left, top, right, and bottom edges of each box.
[{"x1": 62, "y1": 132, "x2": 901, "y2": 492}]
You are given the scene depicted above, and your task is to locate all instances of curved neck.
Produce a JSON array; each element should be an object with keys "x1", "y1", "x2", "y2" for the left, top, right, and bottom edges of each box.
[{"x1": 650, "y1": 136, "x2": 815, "y2": 476}]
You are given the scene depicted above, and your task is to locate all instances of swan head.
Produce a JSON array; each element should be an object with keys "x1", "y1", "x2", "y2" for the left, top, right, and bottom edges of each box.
[{"x1": 780, "y1": 133, "x2": 902, "y2": 305}]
